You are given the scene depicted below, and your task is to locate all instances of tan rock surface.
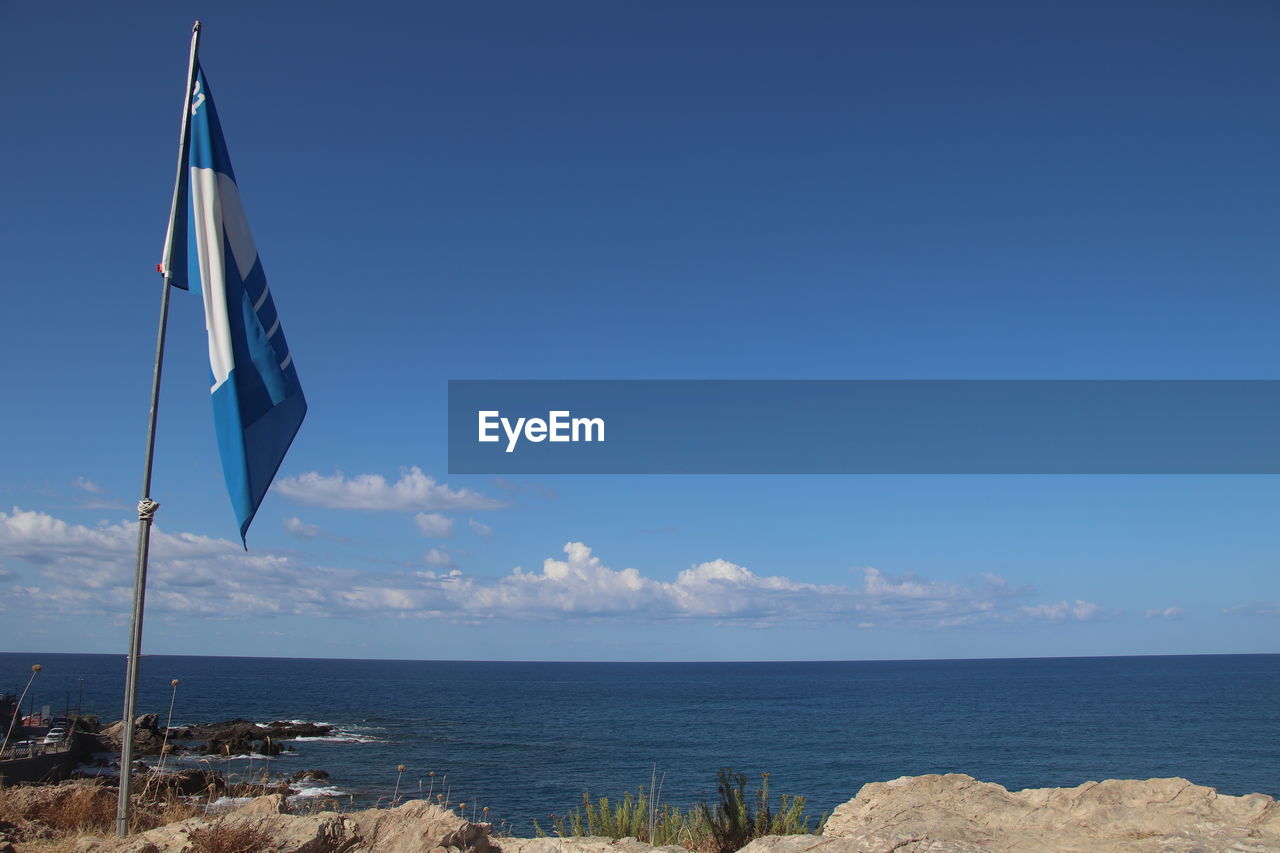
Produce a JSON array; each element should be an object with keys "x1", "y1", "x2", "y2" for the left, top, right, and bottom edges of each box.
[
  {"x1": 814, "y1": 773, "x2": 1280, "y2": 852},
  {"x1": 54, "y1": 774, "x2": 1280, "y2": 853},
  {"x1": 344, "y1": 799, "x2": 495, "y2": 853},
  {"x1": 73, "y1": 795, "x2": 493, "y2": 853}
]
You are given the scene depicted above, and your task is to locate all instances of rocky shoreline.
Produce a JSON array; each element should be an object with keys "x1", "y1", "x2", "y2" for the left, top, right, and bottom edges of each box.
[
  {"x1": 2, "y1": 773, "x2": 1276, "y2": 853},
  {"x1": 97, "y1": 715, "x2": 340, "y2": 759},
  {"x1": 7, "y1": 719, "x2": 1279, "y2": 851}
]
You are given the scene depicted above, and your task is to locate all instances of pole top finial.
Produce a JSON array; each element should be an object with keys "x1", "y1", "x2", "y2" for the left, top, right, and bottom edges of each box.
[
  {"x1": 31, "y1": 664, "x2": 41, "y2": 673},
  {"x1": 193, "y1": 20, "x2": 201, "y2": 31}
]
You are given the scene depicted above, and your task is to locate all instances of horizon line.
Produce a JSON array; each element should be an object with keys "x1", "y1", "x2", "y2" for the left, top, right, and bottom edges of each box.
[{"x1": 0, "y1": 650, "x2": 1274, "y2": 666}]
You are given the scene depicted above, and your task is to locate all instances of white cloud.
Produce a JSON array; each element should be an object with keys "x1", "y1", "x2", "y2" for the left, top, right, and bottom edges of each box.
[
  {"x1": 1145, "y1": 607, "x2": 1186, "y2": 620},
  {"x1": 275, "y1": 467, "x2": 504, "y2": 512},
  {"x1": 1017, "y1": 599, "x2": 1105, "y2": 623},
  {"x1": 71, "y1": 477, "x2": 102, "y2": 494},
  {"x1": 414, "y1": 513, "x2": 454, "y2": 539},
  {"x1": 0, "y1": 507, "x2": 235, "y2": 565},
  {"x1": 423, "y1": 548, "x2": 458, "y2": 569},
  {"x1": 282, "y1": 517, "x2": 347, "y2": 543},
  {"x1": 0, "y1": 508, "x2": 1116, "y2": 630},
  {"x1": 468, "y1": 519, "x2": 494, "y2": 540},
  {"x1": 283, "y1": 517, "x2": 323, "y2": 539}
]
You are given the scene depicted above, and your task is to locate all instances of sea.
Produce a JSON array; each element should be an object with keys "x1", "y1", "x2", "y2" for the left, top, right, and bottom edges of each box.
[{"x1": 1, "y1": 653, "x2": 1276, "y2": 833}]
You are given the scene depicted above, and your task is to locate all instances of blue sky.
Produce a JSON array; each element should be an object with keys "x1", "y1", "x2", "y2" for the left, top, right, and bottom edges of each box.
[{"x1": 0, "y1": 0, "x2": 1276, "y2": 661}]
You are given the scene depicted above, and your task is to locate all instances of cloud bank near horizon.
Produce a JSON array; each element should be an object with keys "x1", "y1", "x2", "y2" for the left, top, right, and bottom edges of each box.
[{"x1": 0, "y1": 507, "x2": 1136, "y2": 630}]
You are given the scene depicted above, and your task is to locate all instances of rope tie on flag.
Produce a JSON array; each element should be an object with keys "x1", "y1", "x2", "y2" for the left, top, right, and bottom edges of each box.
[{"x1": 137, "y1": 499, "x2": 160, "y2": 520}]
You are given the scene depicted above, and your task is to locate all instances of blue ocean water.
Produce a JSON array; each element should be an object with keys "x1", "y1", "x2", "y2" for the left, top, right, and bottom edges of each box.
[{"x1": 2, "y1": 653, "x2": 1276, "y2": 832}]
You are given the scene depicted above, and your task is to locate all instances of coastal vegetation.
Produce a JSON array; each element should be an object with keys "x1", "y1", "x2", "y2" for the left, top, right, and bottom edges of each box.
[
  {"x1": 534, "y1": 769, "x2": 826, "y2": 853},
  {"x1": 0, "y1": 779, "x2": 200, "y2": 849}
]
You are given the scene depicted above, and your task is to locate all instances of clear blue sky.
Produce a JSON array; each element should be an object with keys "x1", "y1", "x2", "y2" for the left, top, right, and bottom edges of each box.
[{"x1": 1, "y1": 0, "x2": 1276, "y2": 660}]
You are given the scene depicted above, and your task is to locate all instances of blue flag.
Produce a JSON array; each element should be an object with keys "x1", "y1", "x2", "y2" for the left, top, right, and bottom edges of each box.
[{"x1": 181, "y1": 63, "x2": 307, "y2": 544}]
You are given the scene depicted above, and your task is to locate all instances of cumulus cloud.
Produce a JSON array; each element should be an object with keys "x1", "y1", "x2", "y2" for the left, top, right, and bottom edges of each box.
[
  {"x1": 0, "y1": 508, "x2": 1113, "y2": 629},
  {"x1": 468, "y1": 519, "x2": 494, "y2": 540},
  {"x1": 275, "y1": 467, "x2": 504, "y2": 512},
  {"x1": 414, "y1": 513, "x2": 454, "y2": 539},
  {"x1": 1145, "y1": 607, "x2": 1186, "y2": 620},
  {"x1": 0, "y1": 507, "x2": 328, "y2": 618}
]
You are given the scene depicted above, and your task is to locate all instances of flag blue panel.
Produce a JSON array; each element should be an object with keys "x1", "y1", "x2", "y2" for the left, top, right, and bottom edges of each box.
[{"x1": 185, "y1": 64, "x2": 306, "y2": 544}]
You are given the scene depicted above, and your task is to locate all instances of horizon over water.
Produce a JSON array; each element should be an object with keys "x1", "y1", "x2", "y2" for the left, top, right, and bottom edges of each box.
[{"x1": 2, "y1": 652, "x2": 1276, "y2": 832}]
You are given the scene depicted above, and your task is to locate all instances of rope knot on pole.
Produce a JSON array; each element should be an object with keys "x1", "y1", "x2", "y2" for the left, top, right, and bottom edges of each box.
[{"x1": 137, "y1": 499, "x2": 160, "y2": 520}]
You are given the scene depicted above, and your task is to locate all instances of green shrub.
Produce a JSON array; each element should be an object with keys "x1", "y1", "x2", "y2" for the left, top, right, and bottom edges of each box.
[
  {"x1": 535, "y1": 787, "x2": 697, "y2": 847},
  {"x1": 538, "y1": 769, "x2": 825, "y2": 853}
]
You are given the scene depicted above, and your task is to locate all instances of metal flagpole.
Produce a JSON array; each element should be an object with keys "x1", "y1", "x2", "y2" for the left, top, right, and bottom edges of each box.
[{"x1": 116, "y1": 20, "x2": 201, "y2": 837}]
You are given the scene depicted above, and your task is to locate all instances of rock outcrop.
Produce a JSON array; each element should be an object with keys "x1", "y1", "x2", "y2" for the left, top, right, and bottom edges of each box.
[
  {"x1": 96, "y1": 716, "x2": 338, "y2": 760},
  {"x1": 36, "y1": 774, "x2": 1280, "y2": 853},
  {"x1": 99, "y1": 715, "x2": 165, "y2": 756},
  {"x1": 75, "y1": 795, "x2": 496, "y2": 853},
  {"x1": 169, "y1": 717, "x2": 337, "y2": 758},
  {"x1": 749, "y1": 773, "x2": 1280, "y2": 853}
]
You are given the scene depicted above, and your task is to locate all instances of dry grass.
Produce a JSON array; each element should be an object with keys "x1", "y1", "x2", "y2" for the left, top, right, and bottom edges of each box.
[
  {"x1": 0, "y1": 779, "x2": 203, "y2": 850},
  {"x1": 133, "y1": 790, "x2": 202, "y2": 832},
  {"x1": 0, "y1": 780, "x2": 117, "y2": 836},
  {"x1": 188, "y1": 819, "x2": 274, "y2": 853},
  {"x1": 9, "y1": 839, "x2": 81, "y2": 853}
]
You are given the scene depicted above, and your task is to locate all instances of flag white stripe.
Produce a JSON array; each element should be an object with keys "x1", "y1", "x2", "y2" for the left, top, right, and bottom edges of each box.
[
  {"x1": 266, "y1": 316, "x2": 280, "y2": 339},
  {"x1": 191, "y1": 166, "x2": 234, "y2": 392},
  {"x1": 253, "y1": 283, "x2": 271, "y2": 312},
  {"x1": 280, "y1": 352, "x2": 292, "y2": 370}
]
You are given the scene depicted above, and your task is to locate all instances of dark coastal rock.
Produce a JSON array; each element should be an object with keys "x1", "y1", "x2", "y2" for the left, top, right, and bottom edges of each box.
[
  {"x1": 198, "y1": 734, "x2": 283, "y2": 756},
  {"x1": 289, "y1": 769, "x2": 331, "y2": 783},
  {"x1": 162, "y1": 717, "x2": 329, "y2": 757},
  {"x1": 183, "y1": 717, "x2": 261, "y2": 742},
  {"x1": 265, "y1": 720, "x2": 335, "y2": 738},
  {"x1": 178, "y1": 718, "x2": 335, "y2": 742},
  {"x1": 138, "y1": 768, "x2": 224, "y2": 796},
  {"x1": 71, "y1": 714, "x2": 100, "y2": 733},
  {"x1": 99, "y1": 715, "x2": 165, "y2": 755},
  {"x1": 200, "y1": 736, "x2": 245, "y2": 756}
]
